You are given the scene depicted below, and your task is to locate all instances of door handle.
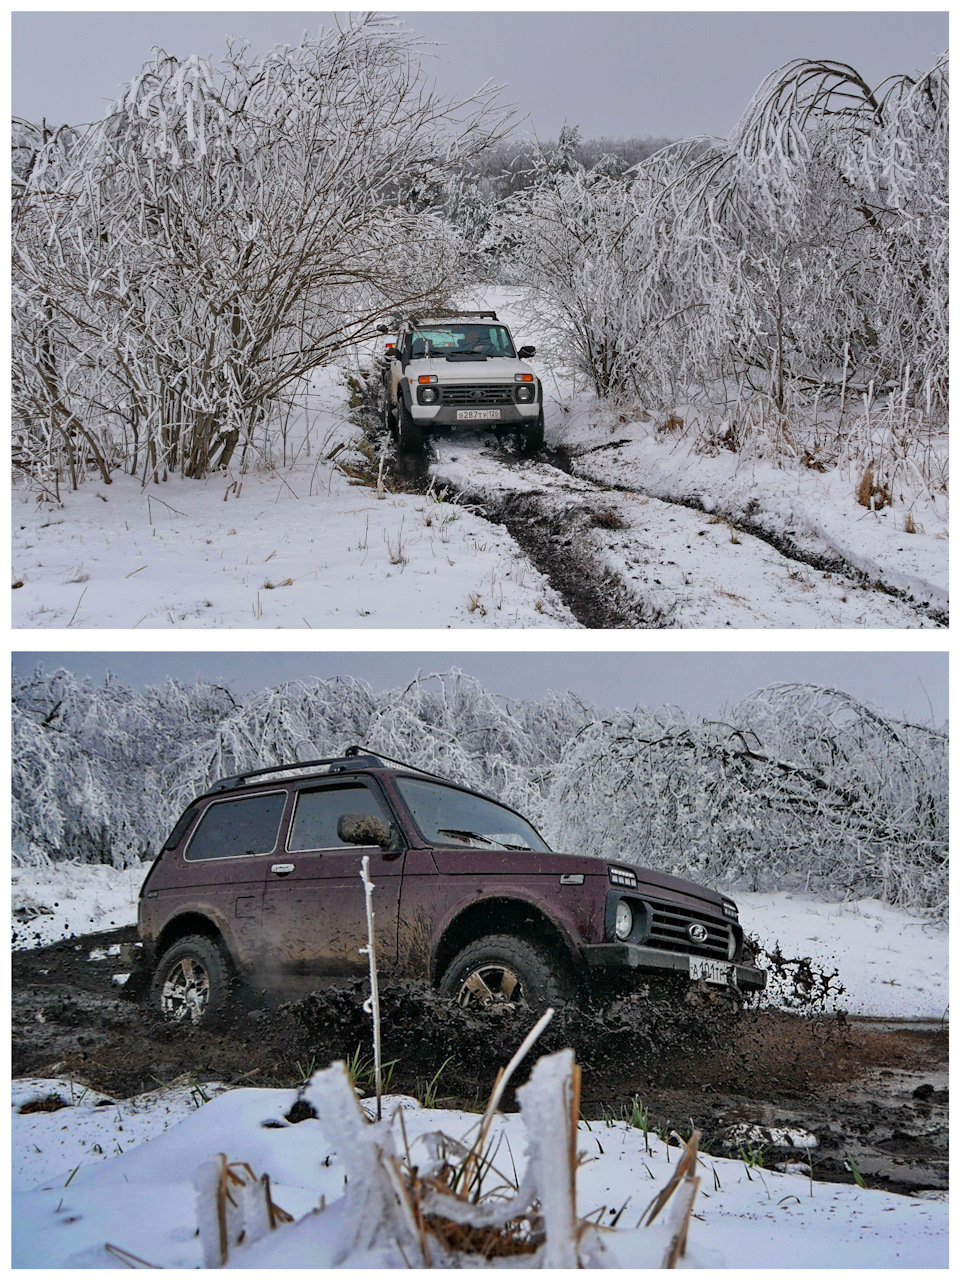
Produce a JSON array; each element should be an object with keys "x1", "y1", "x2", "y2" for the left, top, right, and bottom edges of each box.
[{"x1": 271, "y1": 863, "x2": 295, "y2": 876}]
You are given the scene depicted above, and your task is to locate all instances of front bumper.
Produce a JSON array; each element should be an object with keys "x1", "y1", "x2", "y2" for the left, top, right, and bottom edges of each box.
[
  {"x1": 409, "y1": 402, "x2": 538, "y2": 426},
  {"x1": 581, "y1": 942, "x2": 767, "y2": 992}
]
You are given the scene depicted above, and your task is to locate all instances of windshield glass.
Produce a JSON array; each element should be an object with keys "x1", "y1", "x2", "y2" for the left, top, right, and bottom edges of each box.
[
  {"x1": 410, "y1": 324, "x2": 516, "y2": 359},
  {"x1": 396, "y1": 777, "x2": 550, "y2": 852}
]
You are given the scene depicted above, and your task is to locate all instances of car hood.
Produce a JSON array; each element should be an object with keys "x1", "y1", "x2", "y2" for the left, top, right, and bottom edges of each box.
[
  {"x1": 409, "y1": 356, "x2": 536, "y2": 382},
  {"x1": 430, "y1": 847, "x2": 726, "y2": 910}
]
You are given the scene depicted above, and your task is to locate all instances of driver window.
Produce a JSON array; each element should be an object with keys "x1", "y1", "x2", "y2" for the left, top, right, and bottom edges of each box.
[{"x1": 288, "y1": 783, "x2": 391, "y2": 852}]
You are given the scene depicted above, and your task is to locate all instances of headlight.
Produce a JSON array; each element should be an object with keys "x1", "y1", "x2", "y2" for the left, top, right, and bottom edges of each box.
[
  {"x1": 728, "y1": 930, "x2": 737, "y2": 960},
  {"x1": 515, "y1": 384, "x2": 535, "y2": 403},
  {"x1": 419, "y1": 386, "x2": 439, "y2": 404},
  {"x1": 722, "y1": 899, "x2": 738, "y2": 920},
  {"x1": 615, "y1": 900, "x2": 633, "y2": 940}
]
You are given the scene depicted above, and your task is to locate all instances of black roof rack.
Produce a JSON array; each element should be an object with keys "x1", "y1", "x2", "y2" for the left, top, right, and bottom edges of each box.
[
  {"x1": 408, "y1": 309, "x2": 498, "y2": 323},
  {"x1": 209, "y1": 744, "x2": 452, "y2": 793},
  {"x1": 210, "y1": 746, "x2": 384, "y2": 792}
]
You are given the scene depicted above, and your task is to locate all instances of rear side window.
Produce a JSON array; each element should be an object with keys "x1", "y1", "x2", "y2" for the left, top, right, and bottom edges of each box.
[
  {"x1": 288, "y1": 783, "x2": 391, "y2": 852},
  {"x1": 185, "y1": 792, "x2": 286, "y2": 861}
]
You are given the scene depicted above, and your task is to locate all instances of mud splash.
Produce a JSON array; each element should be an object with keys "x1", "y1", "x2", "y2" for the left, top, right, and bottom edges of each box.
[{"x1": 13, "y1": 927, "x2": 947, "y2": 1197}]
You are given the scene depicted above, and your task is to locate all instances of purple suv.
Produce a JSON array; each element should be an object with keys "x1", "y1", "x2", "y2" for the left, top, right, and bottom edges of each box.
[{"x1": 137, "y1": 748, "x2": 765, "y2": 1022}]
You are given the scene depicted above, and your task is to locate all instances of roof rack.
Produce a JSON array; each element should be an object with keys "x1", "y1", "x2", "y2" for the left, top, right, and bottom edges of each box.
[
  {"x1": 210, "y1": 746, "x2": 385, "y2": 792},
  {"x1": 209, "y1": 744, "x2": 451, "y2": 793},
  {"x1": 408, "y1": 309, "x2": 498, "y2": 323}
]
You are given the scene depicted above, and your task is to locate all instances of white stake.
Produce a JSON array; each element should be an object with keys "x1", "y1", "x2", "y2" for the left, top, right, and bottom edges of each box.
[{"x1": 359, "y1": 855, "x2": 383, "y2": 1121}]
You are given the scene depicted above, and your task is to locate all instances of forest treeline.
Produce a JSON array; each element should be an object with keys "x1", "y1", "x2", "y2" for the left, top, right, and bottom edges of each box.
[{"x1": 13, "y1": 667, "x2": 947, "y2": 918}]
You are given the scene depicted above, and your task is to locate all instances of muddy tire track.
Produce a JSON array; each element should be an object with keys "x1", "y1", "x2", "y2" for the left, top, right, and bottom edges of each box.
[
  {"x1": 359, "y1": 386, "x2": 936, "y2": 628},
  {"x1": 555, "y1": 442, "x2": 947, "y2": 626}
]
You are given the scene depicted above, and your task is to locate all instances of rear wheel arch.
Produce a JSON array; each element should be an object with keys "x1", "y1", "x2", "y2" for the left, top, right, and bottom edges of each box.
[{"x1": 154, "y1": 912, "x2": 231, "y2": 963}]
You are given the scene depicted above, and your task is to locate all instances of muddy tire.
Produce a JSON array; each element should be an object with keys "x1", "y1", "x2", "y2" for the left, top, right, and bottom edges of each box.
[
  {"x1": 383, "y1": 383, "x2": 398, "y2": 435},
  {"x1": 150, "y1": 934, "x2": 232, "y2": 1025},
  {"x1": 518, "y1": 409, "x2": 544, "y2": 456},
  {"x1": 439, "y1": 934, "x2": 573, "y2": 1010},
  {"x1": 397, "y1": 397, "x2": 425, "y2": 453}
]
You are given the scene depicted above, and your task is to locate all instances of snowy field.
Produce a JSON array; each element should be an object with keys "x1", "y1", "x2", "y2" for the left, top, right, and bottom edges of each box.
[
  {"x1": 11, "y1": 861, "x2": 948, "y2": 1267},
  {"x1": 12, "y1": 289, "x2": 945, "y2": 629},
  {"x1": 11, "y1": 366, "x2": 572, "y2": 630}
]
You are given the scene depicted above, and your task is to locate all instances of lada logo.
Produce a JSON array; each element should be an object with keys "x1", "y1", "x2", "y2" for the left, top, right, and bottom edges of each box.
[
  {"x1": 688, "y1": 922, "x2": 708, "y2": 943},
  {"x1": 470, "y1": 389, "x2": 484, "y2": 400}
]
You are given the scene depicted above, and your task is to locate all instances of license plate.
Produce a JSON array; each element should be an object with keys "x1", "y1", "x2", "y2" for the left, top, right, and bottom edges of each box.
[
  {"x1": 689, "y1": 956, "x2": 734, "y2": 986},
  {"x1": 456, "y1": 409, "x2": 500, "y2": 420}
]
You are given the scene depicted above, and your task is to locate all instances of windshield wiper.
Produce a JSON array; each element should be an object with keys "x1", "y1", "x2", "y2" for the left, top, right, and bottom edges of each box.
[{"x1": 437, "y1": 828, "x2": 504, "y2": 848}]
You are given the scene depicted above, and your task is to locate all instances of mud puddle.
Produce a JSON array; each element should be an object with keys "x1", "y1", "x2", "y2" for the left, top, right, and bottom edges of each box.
[{"x1": 13, "y1": 928, "x2": 947, "y2": 1198}]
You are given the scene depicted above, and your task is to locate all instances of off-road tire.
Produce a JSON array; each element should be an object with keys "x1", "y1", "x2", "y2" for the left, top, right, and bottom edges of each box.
[
  {"x1": 518, "y1": 409, "x2": 545, "y2": 456},
  {"x1": 397, "y1": 396, "x2": 425, "y2": 454},
  {"x1": 150, "y1": 934, "x2": 232, "y2": 1026},
  {"x1": 383, "y1": 383, "x2": 398, "y2": 435},
  {"x1": 439, "y1": 934, "x2": 574, "y2": 1010}
]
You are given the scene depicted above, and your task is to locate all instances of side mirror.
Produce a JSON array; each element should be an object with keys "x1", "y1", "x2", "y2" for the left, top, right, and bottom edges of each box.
[
  {"x1": 337, "y1": 812, "x2": 393, "y2": 849},
  {"x1": 518, "y1": 345, "x2": 536, "y2": 359},
  {"x1": 376, "y1": 324, "x2": 391, "y2": 335}
]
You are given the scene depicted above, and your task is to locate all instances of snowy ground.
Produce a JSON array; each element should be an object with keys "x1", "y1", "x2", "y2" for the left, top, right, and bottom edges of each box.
[
  {"x1": 12, "y1": 859, "x2": 147, "y2": 949},
  {"x1": 12, "y1": 860, "x2": 948, "y2": 1020},
  {"x1": 12, "y1": 1076, "x2": 948, "y2": 1268},
  {"x1": 12, "y1": 290, "x2": 946, "y2": 629},
  {"x1": 11, "y1": 370, "x2": 572, "y2": 630},
  {"x1": 431, "y1": 440, "x2": 931, "y2": 628},
  {"x1": 11, "y1": 862, "x2": 948, "y2": 1266}
]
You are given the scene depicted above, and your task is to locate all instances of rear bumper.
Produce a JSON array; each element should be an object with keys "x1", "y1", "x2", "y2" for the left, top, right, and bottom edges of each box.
[{"x1": 581, "y1": 942, "x2": 767, "y2": 992}]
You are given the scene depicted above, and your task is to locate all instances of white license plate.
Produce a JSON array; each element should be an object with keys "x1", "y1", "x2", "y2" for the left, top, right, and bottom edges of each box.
[
  {"x1": 689, "y1": 956, "x2": 734, "y2": 986},
  {"x1": 456, "y1": 409, "x2": 501, "y2": 420}
]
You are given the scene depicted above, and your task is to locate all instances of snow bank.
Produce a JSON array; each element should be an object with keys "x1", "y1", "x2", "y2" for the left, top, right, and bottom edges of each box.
[
  {"x1": 12, "y1": 1075, "x2": 947, "y2": 1268},
  {"x1": 12, "y1": 860, "x2": 147, "y2": 949},
  {"x1": 740, "y1": 892, "x2": 948, "y2": 1021}
]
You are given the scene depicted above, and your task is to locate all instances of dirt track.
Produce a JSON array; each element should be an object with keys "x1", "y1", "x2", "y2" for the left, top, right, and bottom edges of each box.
[{"x1": 13, "y1": 926, "x2": 947, "y2": 1198}]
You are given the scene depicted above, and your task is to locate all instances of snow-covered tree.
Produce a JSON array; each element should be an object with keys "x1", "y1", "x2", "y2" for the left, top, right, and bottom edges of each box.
[
  {"x1": 501, "y1": 55, "x2": 948, "y2": 421},
  {"x1": 13, "y1": 16, "x2": 512, "y2": 487},
  {"x1": 12, "y1": 668, "x2": 947, "y2": 917}
]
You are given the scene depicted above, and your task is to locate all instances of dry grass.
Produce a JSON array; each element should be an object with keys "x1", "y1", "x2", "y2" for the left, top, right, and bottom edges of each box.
[
  {"x1": 18, "y1": 1093, "x2": 68, "y2": 1114},
  {"x1": 590, "y1": 509, "x2": 627, "y2": 530},
  {"x1": 856, "y1": 465, "x2": 892, "y2": 511}
]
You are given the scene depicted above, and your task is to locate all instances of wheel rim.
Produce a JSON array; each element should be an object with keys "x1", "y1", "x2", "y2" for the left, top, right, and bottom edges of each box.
[
  {"x1": 160, "y1": 956, "x2": 210, "y2": 1023},
  {"x1": 456, "y1": 963, "x2": 524, "y2": 1008}
]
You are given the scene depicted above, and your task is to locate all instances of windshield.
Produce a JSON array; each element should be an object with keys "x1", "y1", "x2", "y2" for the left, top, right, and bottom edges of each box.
[
  {"x1": 396, "y1": 777, "x2": 550, "y2": 852},
  {"x1": 410, "y1": 324, "x2": 516, "y2": 360}
]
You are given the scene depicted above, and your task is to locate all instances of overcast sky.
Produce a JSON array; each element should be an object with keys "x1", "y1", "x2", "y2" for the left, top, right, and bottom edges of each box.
[
  {"x1": 12, "y1": 10, "x2": 948, "y2": 139},
  {"x1": 12, "y1": 651, "x2": 947, "y2": 724}
]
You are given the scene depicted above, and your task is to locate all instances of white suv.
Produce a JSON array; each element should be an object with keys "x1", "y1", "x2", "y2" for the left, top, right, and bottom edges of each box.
[{"x1": 380, "y1": 310, "x2": 544, "y2": 454}]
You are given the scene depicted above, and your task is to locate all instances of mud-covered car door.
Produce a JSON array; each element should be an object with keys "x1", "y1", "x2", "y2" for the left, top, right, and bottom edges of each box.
[
  {"x1": 148, "y1": 789, "x2": 288, "y2": 966},
  {"x1": 261, "y1": 778, "x2": 403, "y2": 977}
]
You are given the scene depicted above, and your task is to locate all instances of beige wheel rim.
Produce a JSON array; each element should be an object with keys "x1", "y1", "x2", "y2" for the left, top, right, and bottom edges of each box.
[
  {"x1": 457, "y1": 963, "x2": 523, "y2": 1008},
  {"x1": 160, "y1": 956, "x2": 210, "y2": 1023}
]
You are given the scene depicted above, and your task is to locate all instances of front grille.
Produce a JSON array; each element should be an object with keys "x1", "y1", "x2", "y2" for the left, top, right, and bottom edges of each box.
[
  {"x1": 643, "y1": 900, "x2": 731, "y2": 960},
  {"x1": 440, "y1": 383, "x2": 515, "y2": 406}
]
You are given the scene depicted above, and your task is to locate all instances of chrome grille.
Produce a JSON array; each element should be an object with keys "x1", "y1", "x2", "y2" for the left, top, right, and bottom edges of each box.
[
  {"x1": 643, "y1": 900, "x2": 731, "y2": 959},
  {"x1": 440, "y1": 383, "x2": 515, "y2": 406}
]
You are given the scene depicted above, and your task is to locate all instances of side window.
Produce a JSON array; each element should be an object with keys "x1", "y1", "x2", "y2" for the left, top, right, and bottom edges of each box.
[
  {"x1": 288, "y1": 783, "x2": 392, "y2": 852},
  {"x1": 185, "y1": 792, "x2": 286, "y2": 861}
]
